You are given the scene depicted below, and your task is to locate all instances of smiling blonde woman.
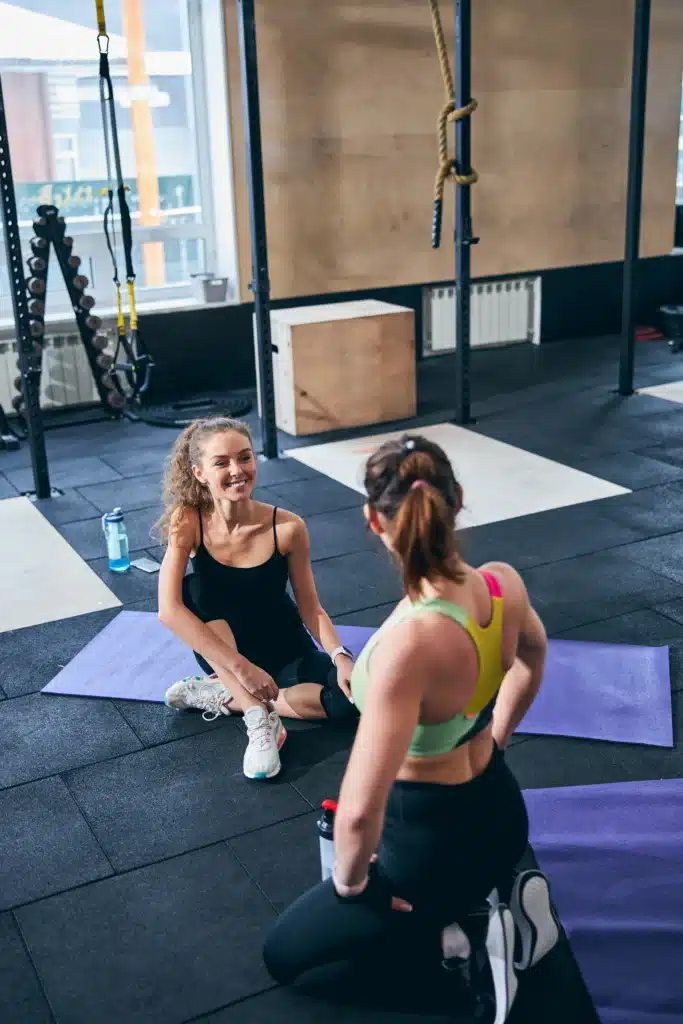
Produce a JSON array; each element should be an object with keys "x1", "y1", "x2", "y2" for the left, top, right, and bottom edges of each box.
[{"x1": 156, "y1": 417, "x2": 359, "y2": 781}]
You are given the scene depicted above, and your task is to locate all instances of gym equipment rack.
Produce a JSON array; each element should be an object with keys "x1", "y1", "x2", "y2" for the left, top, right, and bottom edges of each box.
[{"x1": 0, "y1": 76, "x2": 51, "y2": 497}]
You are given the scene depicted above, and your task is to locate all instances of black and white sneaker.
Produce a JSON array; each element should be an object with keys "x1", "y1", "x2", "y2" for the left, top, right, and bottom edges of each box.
[
  {"x1": 485, "y1": 904, "x2": 517, "y2": 1024},
  {"x1": 509, "y1": 869, "x2": 561, "y2": 971}
]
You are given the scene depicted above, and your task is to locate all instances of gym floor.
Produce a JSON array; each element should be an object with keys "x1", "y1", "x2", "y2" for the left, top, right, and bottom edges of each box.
[{"x1": 3, "y1": 334, "x2": 683, "y2": 1023}]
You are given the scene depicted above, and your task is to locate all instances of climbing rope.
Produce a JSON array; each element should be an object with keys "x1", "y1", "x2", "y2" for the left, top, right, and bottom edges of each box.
[{"x1": 428, "y1": 0, "x2": 478, "y2": 249}]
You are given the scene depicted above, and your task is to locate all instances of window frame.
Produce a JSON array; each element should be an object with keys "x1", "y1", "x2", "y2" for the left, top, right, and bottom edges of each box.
[{"x1": 0, "y1": 0, "x2": 240, "y2": 338}]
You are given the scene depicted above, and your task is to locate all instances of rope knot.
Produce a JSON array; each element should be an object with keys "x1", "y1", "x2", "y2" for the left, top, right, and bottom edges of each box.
[{"x1": 429, "y1": 0, "x2": 478, "y2": 249}]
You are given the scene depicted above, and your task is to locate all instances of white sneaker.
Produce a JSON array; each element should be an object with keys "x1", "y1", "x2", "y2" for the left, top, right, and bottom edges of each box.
[
  {"x1": 165, "y1": 675, "x2": 232, "y2": 722},
  {"x1": 509, "y1": 870, "x2": 561, "y2": 971},
  {"x1": 486, "y1": 904, "x2": 518, "y2": 1024},
  {"x1": 243, "y1": 706, "x2": 287, "y2": 780}
]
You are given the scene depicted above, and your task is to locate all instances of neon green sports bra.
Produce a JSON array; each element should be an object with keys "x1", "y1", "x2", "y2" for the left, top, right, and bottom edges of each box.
[{"x1": 349, "y1": 571, "x2": 506, "y2": 757}]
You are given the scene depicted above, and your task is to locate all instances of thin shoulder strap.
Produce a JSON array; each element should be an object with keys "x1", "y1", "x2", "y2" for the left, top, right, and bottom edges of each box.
[
  {"x1": 197, "y1": 508, "x2": 204, "y2": 545},
  {"x1": 480, "y1": 570, "x2": 502, "y2": 598},
  {"x1": 272, "y1": 506, "x2": 280, "y2": 554},
  {"x1": 410, "y1": 597, "x2": 469, "y2": 628}
]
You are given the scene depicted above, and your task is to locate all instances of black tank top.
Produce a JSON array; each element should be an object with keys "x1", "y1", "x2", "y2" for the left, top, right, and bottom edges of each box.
[{"x1": 190, "y1": 506, "x2": 315, "y2": 676}]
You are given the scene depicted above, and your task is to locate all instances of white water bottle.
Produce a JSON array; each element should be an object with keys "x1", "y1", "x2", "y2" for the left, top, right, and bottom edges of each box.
[{"x1": 317, "y1": 799, "x2": 337, "y2": 880}]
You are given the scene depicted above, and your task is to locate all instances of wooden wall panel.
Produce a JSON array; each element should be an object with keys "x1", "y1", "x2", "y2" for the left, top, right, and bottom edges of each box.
[
  {"x1": 224, "y1": 1, "x2": 683, "y2": 302},
  {"x1": 642, "y1": 0, "x2": 683, "y2": 258}
]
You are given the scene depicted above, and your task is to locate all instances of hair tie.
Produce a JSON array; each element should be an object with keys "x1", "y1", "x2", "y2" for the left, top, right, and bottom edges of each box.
[{"x1": 410, "y1": 479, "x2": 427, "y2": 491}]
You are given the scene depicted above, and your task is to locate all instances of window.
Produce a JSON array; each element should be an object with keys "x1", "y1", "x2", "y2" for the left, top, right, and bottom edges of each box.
[
  {"x1": 53, "y1": 134, "x2": 79, "y2": 179},
  {"x1": 0, "y1": 0, "x2": 238, "y2": 327},
  {"x1": 676, "y1": 73, "x2": 683, "y2": 249}
]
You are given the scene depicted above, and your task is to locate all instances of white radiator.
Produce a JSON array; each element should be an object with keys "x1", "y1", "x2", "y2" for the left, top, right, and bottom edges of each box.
[
  {"x1": 422, "y1": 276, "x2": 542, "y2": 356},
  {"x1": 0, "y1": 334, "x2": 99, "y2": 413}
]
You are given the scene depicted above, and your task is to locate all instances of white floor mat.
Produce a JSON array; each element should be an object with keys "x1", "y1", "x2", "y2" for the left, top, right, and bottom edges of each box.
[
  {"x1": 638, "y1": 380, "x2": 683, "y2": 405},
  {"x1": 0, "y1": 497, "x2": 121, "y2": 633},
  {"x1": 287, "y1": 423, "x2": 630, "y2": 528}
]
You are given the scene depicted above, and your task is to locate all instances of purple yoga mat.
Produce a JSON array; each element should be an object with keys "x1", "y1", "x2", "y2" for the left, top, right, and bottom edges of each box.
[
  {"x1": 520, "y1": 638, "x2": 672, "y2": 747},
  {"x1": 42, "y1": 612, "x2": 672, "y2": 747},
  {"x1": 526, "y1": 779, "x2": 683, "y2": 1023}
]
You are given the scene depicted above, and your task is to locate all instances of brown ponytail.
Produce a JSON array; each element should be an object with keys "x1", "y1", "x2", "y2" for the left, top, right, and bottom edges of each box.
[{"x1": 364, "y1": 435, "x2": 464, "y2": 597}]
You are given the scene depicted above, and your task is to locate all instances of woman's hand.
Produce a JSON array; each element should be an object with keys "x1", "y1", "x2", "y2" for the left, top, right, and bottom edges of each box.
[
  {"x1": 236, "y1": 661, "x2": 279, "y2": 702},
  {"x1": 335, "y1": 654, "x2": 354, "y2": 701},
  {"x1": 333, "y1": 856, "x2": 412, "y2": 913},
  {"x1": 369, "y1": 854, "x2": 412, "y2": 912}
]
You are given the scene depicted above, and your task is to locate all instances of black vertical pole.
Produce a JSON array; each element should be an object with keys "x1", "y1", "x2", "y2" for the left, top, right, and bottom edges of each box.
[
  {"x1": 236, "y1": 0, "x2": 278, "y2": 459},
  {"x1": 453, "y1": 0, "x2": 476, "y2": 425},
  {"x1": 619, "y1": 0, "x2": 651, "y2": 396},
  {"x1": 0, "y1": 76, "x2": 51, "y2": 498}
]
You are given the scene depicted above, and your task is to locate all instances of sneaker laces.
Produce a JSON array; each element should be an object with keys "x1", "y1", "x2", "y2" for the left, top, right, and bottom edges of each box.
[
  {"x1": 198, "y1": 686, "x2": 232, "y2": 722},
  {"x1": 246, "y1": 711, "x2": 276, "y2": 751}
]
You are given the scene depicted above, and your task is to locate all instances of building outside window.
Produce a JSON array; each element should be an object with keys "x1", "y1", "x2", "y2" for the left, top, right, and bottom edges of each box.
[
  {"x1": 0, "y1": 0, "x2": 238, "y2": 325},
  {"x1": 52, "y1": 134, "x2": 80, "y2": 180}
]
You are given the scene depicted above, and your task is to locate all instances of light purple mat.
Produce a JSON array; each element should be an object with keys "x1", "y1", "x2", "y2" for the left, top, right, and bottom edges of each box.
[
  {"x1": 519, "y1": 638, "x2": 671, "y2": 747},
  {"x1": 526, "y1": 779, "x2": 683, "y2": 1023},
  {"x1": 41, "y1": 612, "x2": 672, "y2": 747}
]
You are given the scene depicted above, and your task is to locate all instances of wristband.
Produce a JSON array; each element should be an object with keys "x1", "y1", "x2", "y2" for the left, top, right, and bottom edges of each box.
[
  {"x1": 331, "y1": 645, "x2": 353, "y2": 665},
  {"x1": 332, "y1": 869, "x2": 369, "y2": 898}
]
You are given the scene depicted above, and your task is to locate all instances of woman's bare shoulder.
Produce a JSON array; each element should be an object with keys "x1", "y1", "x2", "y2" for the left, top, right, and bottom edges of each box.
[
  {"x1": 168, "y1": 504, "x2": 200, "y2": 549},
  {"x1": 477, "y1": 560, "x2": 523, "y2": 587}
]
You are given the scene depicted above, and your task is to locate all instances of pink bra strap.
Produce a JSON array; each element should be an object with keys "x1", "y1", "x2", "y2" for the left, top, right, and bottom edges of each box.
[{"x1": 480, "y1": 570, "x2": 502, "y2": 599}]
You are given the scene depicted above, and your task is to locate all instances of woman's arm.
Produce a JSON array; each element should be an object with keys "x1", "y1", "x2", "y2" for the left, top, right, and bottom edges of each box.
[
  {"x1": 286, "y1": 516, "x2": 349, "y2": 657},
  {"x1": 491, "y1": 587, "x2": 547, "y2": 750},
  {"x1": 333, "y1": 618, "x2": 431, "y2": 891},
  {"x1": 157, "y1": 509, "x2": 277, "y2": 700}
]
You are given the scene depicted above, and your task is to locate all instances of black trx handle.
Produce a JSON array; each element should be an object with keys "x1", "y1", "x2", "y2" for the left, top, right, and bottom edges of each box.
[{"x1": 117, "y1": 184, "x2": 135, "y2": 282}]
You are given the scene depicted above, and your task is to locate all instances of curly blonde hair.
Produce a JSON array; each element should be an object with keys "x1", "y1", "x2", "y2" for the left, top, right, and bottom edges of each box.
[{"x1": 155, "y1": 416, "x2": 254, "y2": 543}]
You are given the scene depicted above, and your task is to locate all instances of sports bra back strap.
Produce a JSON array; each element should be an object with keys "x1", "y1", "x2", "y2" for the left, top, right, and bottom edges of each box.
[
  {"x1": 480, "y1": 570, "x2": 502, "y2": 599},
  {"x1": 410, "y1": 597, "x2": 469, "y2": 628},
  {"x1": 272, "y1": 506, "x2": 279, "y2": 554}
]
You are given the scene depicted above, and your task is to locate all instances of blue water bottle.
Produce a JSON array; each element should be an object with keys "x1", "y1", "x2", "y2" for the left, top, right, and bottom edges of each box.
[{"x1": 102, "y1": 507, "x2": 130, "y2": 573}]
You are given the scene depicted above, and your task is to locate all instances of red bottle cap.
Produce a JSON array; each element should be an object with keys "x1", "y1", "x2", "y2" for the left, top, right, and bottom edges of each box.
[{"x1": 321, "y1": 799, "x2": 338, "y2": 813}]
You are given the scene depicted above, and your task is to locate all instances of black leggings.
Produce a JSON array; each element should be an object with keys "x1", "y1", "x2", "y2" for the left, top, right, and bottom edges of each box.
[
  {"x1": 263, "y1": 744, "x2": 528, "y2": 984},
  {"x1": 181, "y1": 575, "x2": 358, "y2": 725}
]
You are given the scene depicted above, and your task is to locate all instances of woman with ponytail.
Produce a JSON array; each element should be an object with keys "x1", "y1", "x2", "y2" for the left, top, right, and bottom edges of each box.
[
  {"x1": 264, "y1": 434, "x2": 554, "y2": 1021},
  {"x1": 156, "y1": 417, "x2": 358, "y2": 782}
]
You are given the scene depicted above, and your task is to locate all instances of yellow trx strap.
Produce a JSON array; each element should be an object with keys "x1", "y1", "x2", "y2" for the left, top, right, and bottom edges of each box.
[
  {"x1": 116, "y1": 283, "x2": 125, "y2": 337},
  {"x1": 127, "y1": 280, "x2": 138, "y2": 333},
  {"x1": 95, "y1": 0, "x2": 107, "y2": 37},
  {"x1": 95, "y1": 0, "x2": 151, "y2": 399},
  {"x1": 428, "y1": 0, "x2": 478, "y2": 248},
  {"x1": 96, "y1": 0, "x2": 107, "y2": 37}
]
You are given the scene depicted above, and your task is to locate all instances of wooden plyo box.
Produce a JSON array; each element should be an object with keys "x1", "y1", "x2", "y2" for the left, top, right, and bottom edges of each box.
[{"x1": 255, "y1": 299, "x2": 416, "y2": 436}]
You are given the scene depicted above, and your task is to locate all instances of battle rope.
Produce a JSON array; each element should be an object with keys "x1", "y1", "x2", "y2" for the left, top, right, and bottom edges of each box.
[
  {"x1": 428, "y1": 0, "x2": 478, "y2": 249},
  {"x1": 96, "y1": 0, "x2": 151, "y2": 399}
]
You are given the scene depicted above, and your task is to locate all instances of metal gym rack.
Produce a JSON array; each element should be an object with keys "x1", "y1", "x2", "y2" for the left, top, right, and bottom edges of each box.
[{"x1": 0, "y1": 76, "x2": 51, "y2": 498}]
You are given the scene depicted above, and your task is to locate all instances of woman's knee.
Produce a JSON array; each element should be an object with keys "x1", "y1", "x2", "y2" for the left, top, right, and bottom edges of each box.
[
  {"x1": 262, "y1": 923, "x2": 299, "y2": 985},
  {"x1": 262, "y1": 878, "x2": 351, "y2": 984},
  {"x1": 320, "y1": 681, "x2": 360, "y2": 725}
]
